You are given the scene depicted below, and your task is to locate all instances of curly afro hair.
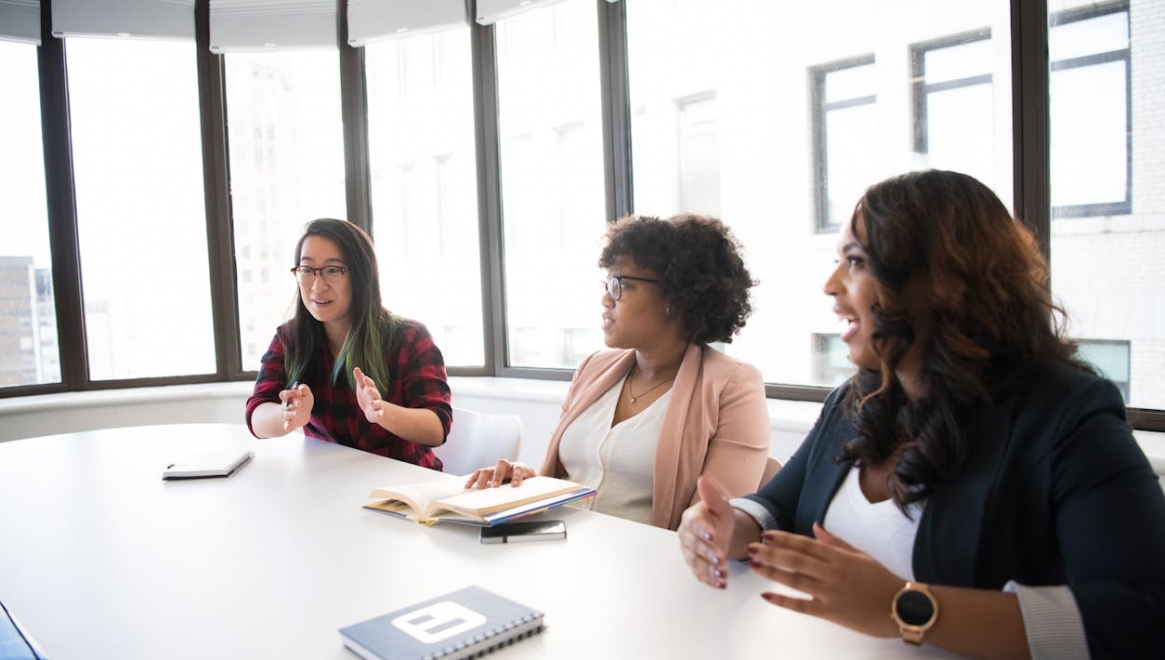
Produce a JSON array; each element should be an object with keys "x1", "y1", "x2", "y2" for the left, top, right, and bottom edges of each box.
[{"x1": 599, "y1": 214, "x2": 756, "y2": 345}]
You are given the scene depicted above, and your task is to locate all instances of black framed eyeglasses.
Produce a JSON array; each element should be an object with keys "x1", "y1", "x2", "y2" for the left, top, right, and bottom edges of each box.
[
  {"x1": 291, "y1": 265, "x2": 349, "y2": 284},
  {"x1": 606, "y1": 274, "x2": 660, "y2": 301}
]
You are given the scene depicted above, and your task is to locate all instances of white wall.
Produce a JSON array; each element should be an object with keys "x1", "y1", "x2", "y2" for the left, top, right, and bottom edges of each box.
[{"x1": 1, "y1": 379, "x2": 1162, "y2": 488}]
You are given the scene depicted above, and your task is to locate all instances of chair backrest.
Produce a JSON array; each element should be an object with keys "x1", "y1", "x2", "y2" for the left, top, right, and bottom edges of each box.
[
  {"x1": 758, "y1": 457, "x2": 782, "y2": 490},
  {"x1": 433, "y1": 407, "x2": 523, "y2": 477}
]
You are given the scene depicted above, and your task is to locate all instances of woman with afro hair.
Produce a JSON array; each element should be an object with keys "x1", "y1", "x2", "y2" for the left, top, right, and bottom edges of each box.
[{"x1": 466, "y1": 214, "x2": 772, "y2": 531}]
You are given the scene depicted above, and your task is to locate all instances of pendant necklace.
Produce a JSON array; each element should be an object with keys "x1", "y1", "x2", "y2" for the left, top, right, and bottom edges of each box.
[{"x1": 627, "y1": 364, "x2": 674, "y2": 404}]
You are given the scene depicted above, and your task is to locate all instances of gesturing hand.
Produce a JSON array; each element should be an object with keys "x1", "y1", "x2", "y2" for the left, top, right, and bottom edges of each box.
[
  {"x1": 678, "y1": 475, "x2": 737, "y2": 589},
  {"x1": 353, "y1": 367, "x2": 384, "y2": 424},
  {"x1": 464, "y1": 460, "x2": 538, "y2": 489},
  {"x1": 749, "y1": 523, "x2": 902, "y2": 638},
  {"x1": 279, "y1": 382, "x2": 313, "y2": 432}
]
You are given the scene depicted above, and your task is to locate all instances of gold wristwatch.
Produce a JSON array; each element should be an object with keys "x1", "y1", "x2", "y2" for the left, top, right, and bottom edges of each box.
[{"x1": 890, "y1": 582, "x2": 939, "y2": 645}]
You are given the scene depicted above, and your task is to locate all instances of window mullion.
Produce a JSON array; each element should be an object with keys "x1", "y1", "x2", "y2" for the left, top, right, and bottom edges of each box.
[
  {"x1": 195, "y1": 0, "x2": 242, "y2": 380},
  {"x1": 38, "y1": 0, "x2": 89, "y2": 391}
]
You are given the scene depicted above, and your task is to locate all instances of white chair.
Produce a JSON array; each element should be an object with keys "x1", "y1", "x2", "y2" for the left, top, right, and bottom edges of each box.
[{"x1": 433, "y1": 407, "x2": 523, "y2": 476}]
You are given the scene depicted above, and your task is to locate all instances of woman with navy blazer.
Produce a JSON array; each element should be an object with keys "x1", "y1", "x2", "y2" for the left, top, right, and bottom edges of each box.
[{"x1": 678, "y1": 170, "x2": 1165, "y2": 659}]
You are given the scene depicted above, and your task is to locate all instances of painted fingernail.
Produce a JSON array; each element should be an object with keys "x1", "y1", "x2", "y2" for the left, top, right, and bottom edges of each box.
[
  {"x1": 749, "y1": 560, "x2": 762, "y2": 569},
  {"x1": 746, "y1": 545, "x2": 758, "y2": 556},
  {"x1": 714, "y1": 569, "x2": 724, "y2": 578},
  {"x1": 716, "y1": 581, "x2": 726, "y2": 589},
  {"x1": 712, "y1": 555, "x2": 721, "y2": 566},
  {"x1": 703, "y1": 532, "x2": 712, "y2": 541}
]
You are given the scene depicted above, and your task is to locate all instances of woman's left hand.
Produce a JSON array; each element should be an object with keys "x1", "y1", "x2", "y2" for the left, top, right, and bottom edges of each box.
[
  {"x1": 749, "y1": 522, "x2": 902, "y2": 639},
  {"x1": 354, "y1": 367, "x2": 385, "y2": 423}
]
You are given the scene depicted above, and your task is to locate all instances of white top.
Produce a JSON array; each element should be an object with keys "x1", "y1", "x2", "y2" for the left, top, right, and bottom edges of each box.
[
  {"x1": 821, "y1": 464, "x2": 923, "y2": 581},
  {"x1": 557, "y1": 375, "x2": 669, "y2": 525}
]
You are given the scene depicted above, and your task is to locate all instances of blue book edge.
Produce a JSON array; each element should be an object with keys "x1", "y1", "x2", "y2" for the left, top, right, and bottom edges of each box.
[{"x1": 0, "y1": 600, "x2": 47, "y2": 660}]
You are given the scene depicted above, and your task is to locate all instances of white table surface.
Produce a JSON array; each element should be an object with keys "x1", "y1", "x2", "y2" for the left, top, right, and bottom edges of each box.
[{"x1": 0, "y1": 423, "x2": 957, "y2": 659}]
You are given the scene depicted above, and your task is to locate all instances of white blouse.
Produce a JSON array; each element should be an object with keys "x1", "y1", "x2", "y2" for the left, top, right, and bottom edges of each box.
[
  {"x1": 557, "y1": 374, "x2": 670, "y2": 525},
  {"x1": 821, "y1": 464, "x2": 923, "y2": 581}
]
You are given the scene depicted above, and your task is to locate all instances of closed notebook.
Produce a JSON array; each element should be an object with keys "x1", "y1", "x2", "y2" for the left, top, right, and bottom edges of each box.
[
  {"x1": 339, "y1": 586, "x2": 544, "y2": 660},
  {"x1": 162, "y1": 450, "x2": 254, "y2": 480}
]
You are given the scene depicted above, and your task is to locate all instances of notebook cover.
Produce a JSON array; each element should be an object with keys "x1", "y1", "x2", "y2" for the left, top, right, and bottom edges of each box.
[
  {"x1": 162, "y1": 450, "x2": 254, "y2": 480},
  {"x1": 339, "y1": 586, "x2": 544, "y2": 660}
]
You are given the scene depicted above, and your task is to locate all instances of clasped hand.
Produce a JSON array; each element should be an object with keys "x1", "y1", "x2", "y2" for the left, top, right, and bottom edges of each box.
[{"x1": 678, "y1": 476, "x2": 901, "y2": 639}]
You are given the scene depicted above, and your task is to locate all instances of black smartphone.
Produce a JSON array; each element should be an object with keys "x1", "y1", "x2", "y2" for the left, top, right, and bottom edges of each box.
[{"x1": 479, "y1": 520, "x2": 567, "y2": 544}]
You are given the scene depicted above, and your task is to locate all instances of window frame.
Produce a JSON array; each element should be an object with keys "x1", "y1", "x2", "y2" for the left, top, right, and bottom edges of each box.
[
  {"x1": 910, "y1": 28, "x2": 994, "y2": 158},
  {"x1": 810, "y1": 53, "x2": 877, "y2": 234},
  {"x1": 1047, "y1": 0, "x2": 1132, "y2": 219}
]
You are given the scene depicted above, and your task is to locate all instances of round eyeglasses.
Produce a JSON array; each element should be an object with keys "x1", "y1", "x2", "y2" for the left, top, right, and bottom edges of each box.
[
  {"x1": 291, "y1": 265, "x2": 349, "y2": 284},
  {"x1": 605, "y1": 274, "x2": 660, "y2": 301}
]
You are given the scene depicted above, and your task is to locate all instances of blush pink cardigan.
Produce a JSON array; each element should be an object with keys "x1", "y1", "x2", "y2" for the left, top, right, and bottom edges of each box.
[{"x1": 539, "y1": 343, "x2": 771, "y2": 530}]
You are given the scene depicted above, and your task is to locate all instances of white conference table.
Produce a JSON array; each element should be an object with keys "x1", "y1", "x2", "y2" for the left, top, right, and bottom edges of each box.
[{"x1": 0, "y1": 423, "x2": 957, "y2": 659}]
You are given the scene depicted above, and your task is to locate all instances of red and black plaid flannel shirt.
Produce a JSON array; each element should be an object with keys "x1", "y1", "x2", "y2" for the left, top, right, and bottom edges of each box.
[{"x1": 245, "y1": 318, "x2": 452, "y2": 470}]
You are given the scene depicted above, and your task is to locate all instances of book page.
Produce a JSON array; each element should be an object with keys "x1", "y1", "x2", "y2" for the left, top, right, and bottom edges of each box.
[
  {"x1": 434, "y1": 476, "x2": 586, "y2": 518},
  {"x1": 368, "y1": 478, "x2": 467, "y2": 518}
]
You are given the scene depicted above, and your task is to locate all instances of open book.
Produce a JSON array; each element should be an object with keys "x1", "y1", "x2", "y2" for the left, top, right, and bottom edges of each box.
[{"x1": 364, "y1": 475, "x2": 594, "y2": 526}]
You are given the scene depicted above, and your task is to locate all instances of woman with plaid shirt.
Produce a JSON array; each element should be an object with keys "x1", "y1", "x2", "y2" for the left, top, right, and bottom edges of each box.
[{"x1": 246, "y1": 219, "x2": 452, "y2": 470}]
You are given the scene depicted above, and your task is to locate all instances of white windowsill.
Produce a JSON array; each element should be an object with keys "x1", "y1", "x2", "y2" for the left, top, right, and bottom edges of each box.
[{"x1": 1, "y1": 379, "x2": 1161, "y2": 476}]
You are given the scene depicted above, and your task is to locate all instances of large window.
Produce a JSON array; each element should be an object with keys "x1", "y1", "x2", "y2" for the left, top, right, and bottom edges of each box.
[
  {"x1": 495, "y1": 0, "x2": 607, "y2": 369},
  {"x1": 0, "y1": 41, "x2": 58, "y2": 388},
  {"x1": 224, "y1": 51, "x2": 347, "y2": 371},
  {"x1": 8, "y1": 0, "x2": 1165, "y2": 431},
  {"x1": 1049, "y1": 1, "x2": 1163, "y2": 410},
  {"x1": 365, "y1": 27, "x2": 485, "y2": 367},
  {"x1": 627, "y1": 0, "x2": 1013, "y2": 390},
  {"x1": 66, "y1": 37, "x2": 215, "y2": 380}
]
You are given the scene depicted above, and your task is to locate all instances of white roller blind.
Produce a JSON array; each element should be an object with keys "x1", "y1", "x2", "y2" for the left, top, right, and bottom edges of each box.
[
  {"x1": 475, "y1": 0, "x2": 560, "y2": 26},
  {"x1": 347, "y1": 0, "x2": 467, "y2": 46},
  {"x1": 209, "y1": 0, "x2": 337, "y2": 53},
  {"x1": 476, "y1": 0, "x2": 618, "y2": 26},
  {"x1": 0, "y1": 0, "x2": 39, "y2": 45},
  {"x1": 51, "y1": 0, "x2": 194, "y2": 40}
]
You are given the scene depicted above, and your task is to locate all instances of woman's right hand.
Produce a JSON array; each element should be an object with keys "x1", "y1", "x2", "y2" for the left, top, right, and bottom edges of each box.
[
  {"x1": 678, "y1": 475, "x2": 737, "y2": 589},
  {"x1": 464, "y1": 460, "x2": 538, "y2": 489},
  {"x1": 279, "y1": 383, "x2": 313, "y2": 432}
]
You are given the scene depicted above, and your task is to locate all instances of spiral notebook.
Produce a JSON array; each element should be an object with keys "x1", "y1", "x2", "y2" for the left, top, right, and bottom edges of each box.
[{"x1": 339, "y1": 586, "x2": 544, "y2": 660}]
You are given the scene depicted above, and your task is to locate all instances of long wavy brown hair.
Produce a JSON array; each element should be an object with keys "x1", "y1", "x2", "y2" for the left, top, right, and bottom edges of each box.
[{"x1": 840, "y1": 170, "x2": 1087, "y2": 509}]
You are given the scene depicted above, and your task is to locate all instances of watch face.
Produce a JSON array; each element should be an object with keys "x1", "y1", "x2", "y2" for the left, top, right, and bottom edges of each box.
[{"x1": 895, "y1": 590, "x2": 935, "y2": 626}]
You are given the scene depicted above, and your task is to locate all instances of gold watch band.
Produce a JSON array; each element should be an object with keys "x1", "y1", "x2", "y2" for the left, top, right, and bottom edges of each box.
[{"x1": 891, "y1": 582, "x2": 939, "y2": 645}]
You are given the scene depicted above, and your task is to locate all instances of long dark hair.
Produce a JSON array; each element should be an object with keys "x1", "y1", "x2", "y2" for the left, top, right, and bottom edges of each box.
[
  {"x1": 282, "y1": 218, "x2": 397, "y2": 392},
  {"x1": 841, "y1": 170, "x2": 1086, "y2": 509}
]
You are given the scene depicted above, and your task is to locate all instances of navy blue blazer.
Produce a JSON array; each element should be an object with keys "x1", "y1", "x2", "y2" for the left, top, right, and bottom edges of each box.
[{"x1": 746, "y1": 365, "x2": 1165, "y2": 658}]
